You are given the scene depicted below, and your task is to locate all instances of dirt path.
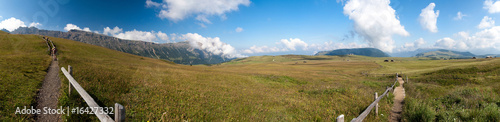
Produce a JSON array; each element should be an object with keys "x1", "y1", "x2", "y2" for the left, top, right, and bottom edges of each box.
[
  {"x1": 390, "y1": 77, "x2": 405, "y2": 122},
  {"x1": 35, "y1": 57, "x2": 62, "y2": 122}
]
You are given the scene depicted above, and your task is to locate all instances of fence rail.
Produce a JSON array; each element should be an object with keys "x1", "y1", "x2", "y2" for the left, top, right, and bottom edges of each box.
[
  {"x1": 61, "y1": 66, "x2": 125, "y2": 122},
  {"x1": 337, "y1": 73, "x2": 401, "y2": 122}
]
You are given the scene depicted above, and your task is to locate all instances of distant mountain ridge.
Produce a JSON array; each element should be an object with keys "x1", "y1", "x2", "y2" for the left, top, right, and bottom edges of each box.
[
  {"x1": 315, "y1": 48, "x2": 390, "y2": 57},
  {"x1": 11, "y1": 27, "x2": 228, "y2": 64},
  {"x1": 415, "y1": 49, "x2": 476, "y2": 59}
]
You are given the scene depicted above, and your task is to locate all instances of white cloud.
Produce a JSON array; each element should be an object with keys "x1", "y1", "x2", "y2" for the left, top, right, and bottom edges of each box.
[
  {"x1": 402, "y1": 38, "x2": 426, "y2": 50},
  {"x1": 83, "y1": 27, "x2": 91, "y2": 32},
  {"x1": 278, "y1": 38, "x2": 308, "y2": 51},
  {"x1": 242, "y1": 45, "x2": 284, "y2": 54},
  {"x1": 181, "y1": 33, "x2": 245, "y2": 58},
  {"x1": 157, "y1": 31, "x2": 169, "y2": 41},
  {"x1": 235, "y1": 27, "x2": 243, "y2": 32},
  {"x1": 64, "y1": 23, "x2": 91, "y2": 32},
  {"x1": 309, "y1": 41, "x2": 367, "y2": 51},
  {"x1": 433, "y1": 26, "x2": 500, "y2": 52},
  {"x1": 114, "y1": 29, "x2": 158, "y2": 42},
  {"x1": 146, "y1": 0, "x2": 251, "y2": 25},
  {"x1": 103, "y1": 26, "x2": 123, "y2": 35},
  {"x1": 478, "y1": 16, "x2": 495, "y2": 29},
  {"x1": 434, "y1": 37, "x2": 457, "y2": 49},
  {"x1": 484, "y1": 0, "x2": 500, "y2": 13},
  {"x1": 64, "y1": 24, "x2": 81, "y2": 31},
  {"x1": 29, "y1": 22, "x2": 42, "y2": 28},
  {"x1": 343, "y1": 0, "x2": 409, "y2": 53},
  {"x1": 145, "y1": 0, "x2": 161, "y2": 7},
  {"x1": 453, "y1": 11, "x2": 466, "y2": 20},
  {"x1": 419, "y1": 3, "x2": 439, "y2": 33},
  {"x1": 0, "y1": 17, "x2": 27, "y2": 32}
]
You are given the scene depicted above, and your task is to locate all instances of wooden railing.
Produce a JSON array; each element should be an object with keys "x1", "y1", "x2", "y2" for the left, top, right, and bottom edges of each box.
[
  {"x1": 337, "y1": 73, "x2": 401, "y2": 122},
  {"x1": 61, "y1": 66, "x2": 125, "y2": 122}
]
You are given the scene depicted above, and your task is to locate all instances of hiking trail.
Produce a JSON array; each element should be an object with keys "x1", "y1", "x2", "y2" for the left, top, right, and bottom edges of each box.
[{"x1": 389, "y1": 77, "x2": 405, "y2": 122}]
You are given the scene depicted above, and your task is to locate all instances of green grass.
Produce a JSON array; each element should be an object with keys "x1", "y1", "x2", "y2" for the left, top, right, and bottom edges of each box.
[
  {"x1": 39, "y1": 36, "x2": 398, "y2": 121},
  {"x1": 0, "y1": 33, "x2": 52, "y2": 121},
  {"x1": 3, "y1": 32, "x2": 499, "y2": 121},
  {"x1": 402, "y1": 59, "x2": 500, "y2": 121}
]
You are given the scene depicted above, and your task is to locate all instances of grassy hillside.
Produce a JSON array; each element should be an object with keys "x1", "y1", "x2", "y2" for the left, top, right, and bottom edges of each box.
[
  {"x1": 12, "y1": 27, "x2": 228, "y2": 65},
  {"x1": 41, "y1": 35, "x2": 401, "y2": 121},
  {"x1": 0, "y1": 33, "x2": 52, "y2": 121},
  {"x1": 2, "y1": 32, "x2": 498, "y2": 121},
  {"x1": 401, "y1": 59, "x2": 500, "y2": 121}
]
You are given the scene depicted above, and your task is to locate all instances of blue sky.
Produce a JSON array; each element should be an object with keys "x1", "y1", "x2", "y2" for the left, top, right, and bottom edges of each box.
[{"x1": 1, "y1": 0, "x2": 500, "y2": 57}]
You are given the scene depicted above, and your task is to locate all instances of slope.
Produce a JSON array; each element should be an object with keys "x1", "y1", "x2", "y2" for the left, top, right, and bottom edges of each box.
[
  {"x1": 0, "y1": 33, "x2": 52, "y2": 121},
  {"x1": 42, "y1": 36, "x2": 400, "y2": 121},
  {"x1": 11, "y1": 27, "x2": 228, "y2": 65}
]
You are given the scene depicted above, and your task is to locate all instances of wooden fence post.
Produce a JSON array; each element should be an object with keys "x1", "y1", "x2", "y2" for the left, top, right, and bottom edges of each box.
[
  {"x1": 386, "y1": 86, "x2": 389, "y2": 97},
  {"x1": 374, "y1": 92, "x2": 378, "y2": 115},
  {"x1": 407, "y1": 76, "x2": 409, "y2": 83},
  {"x1": 336, "y1": 114, "x2": 344, "y2": 122},
  {"x1": 115, "y1": 103, "x2": 126, "y2": 122},
  {"x1": 68, "y1": 65, "x2": 73, "y2": 96}
]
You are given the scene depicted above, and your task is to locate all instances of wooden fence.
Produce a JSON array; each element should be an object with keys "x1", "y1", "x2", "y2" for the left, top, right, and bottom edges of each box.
[
  {"x1": 337, "y1": 73, "x2": 402, "y2": 122},
  {"x1": 61, "y1": 66, "x2": 125, "y2": 122}
]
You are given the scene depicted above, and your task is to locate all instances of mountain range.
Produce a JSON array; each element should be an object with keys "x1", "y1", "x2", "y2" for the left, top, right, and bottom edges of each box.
[
  {"x1": 415, "y1": 49, "x2": 475, "y2": 59},
  {"x1": 11, "y1": 27, "x2": 229, "y2": 65},
  {"x1": 315, "y1": 48, "x2": 390, "y2": 57}
]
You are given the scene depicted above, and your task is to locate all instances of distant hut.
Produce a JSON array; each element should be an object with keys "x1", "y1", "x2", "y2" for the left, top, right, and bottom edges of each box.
[
  {"x1": 390, "y1": 59, "x2": 394, "y2": 62},
  {"x1": 486, "y1": 56, "x2": 492, "y2": 59},
  {"x1": 472, "y1": 57, "x2": 477, "y2": 59}
]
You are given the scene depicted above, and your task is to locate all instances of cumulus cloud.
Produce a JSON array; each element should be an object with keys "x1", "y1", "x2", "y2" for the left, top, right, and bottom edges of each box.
[
  {"x1": 29, "y1": 22, "x2": 42, "y2": 28},
  {"x1": 419, "y1": 3, "x2": 439, "y2": 33},
  {"x1": 309, "y1": 41, "x2": 368, "y2": 51},
  {"x1": 399, "y1": 38, "x2": 426, "y2": 51},
  {"x1": 484, "y1": 0, "x2": 500, "y2": 13},
  {"x1": 434, "y1": 37, "x2": 467, "y2": 50},
  {"x1": 478, "y1": 16, "x2": 495, "y2": 29},
  {"x1": 235, "y1": 27, "x2": 243, "y2": 32},
  {"x1": 102, "y1": 26, "x2": 173, "y2": 42},
  {"x1": 0, "y1": 17, "x2": 27, "y2": 32},
  {"x1": 343, "y1": 0, "x2": 409, "y2": 53},
  {"x1": 181, "y1": 33, "x2": 244, "y2": 58},
  {"x1": 242, "y1": 45, "x2": 284, "y2": 54},
  {"x1": 157, "y1": 31, "x2": 169, "y2": 41},
  {"x1": 146, "y1": 0, "x2": 251, "y2": 26},
  {"x1": 242, "y1": 38, "x2": 311, "y2": 54},
  {"x1": 114, "y1": 29, "x2": 158, "y2": 42},
  {"x1": 433, "y1": 26, "x2": 500, "y2": 52},
  {"x1": 103, "y1": 26, "x2": 123, "y2": 35},
  {"x1": 453, "y1": 11, "x2": 466, "y2": 20},
  {"x1": 279, "y1": 38, "x2": 308, "y2": 51},
  {"x1": 64, "y1": 23, "x2": 91, "y2": 32}
]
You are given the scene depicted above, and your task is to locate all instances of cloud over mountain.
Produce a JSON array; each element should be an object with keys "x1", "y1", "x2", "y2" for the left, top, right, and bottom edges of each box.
[
  {"x1": 342, "y1": 0, "x2": 409, "y2": 53},
  {"x1": 0, "y1": 17, "x2": 27, "y2": 32}
]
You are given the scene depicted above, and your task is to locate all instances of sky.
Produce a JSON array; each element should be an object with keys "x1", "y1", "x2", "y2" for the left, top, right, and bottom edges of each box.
[{"x1": 1, "y1": 0, "x2": 500, "y2": 58}]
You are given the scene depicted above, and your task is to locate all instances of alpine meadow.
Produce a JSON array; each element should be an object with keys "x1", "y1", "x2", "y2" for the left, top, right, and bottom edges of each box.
[{"x1": 1, "y1": 0, "x2": 500, "y2": 121}]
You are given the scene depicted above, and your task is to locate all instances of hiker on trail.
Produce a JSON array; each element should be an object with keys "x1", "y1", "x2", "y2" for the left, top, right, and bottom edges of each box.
[{"x1": 51, "y1": 47, "x2": 56, "y2": 56}]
